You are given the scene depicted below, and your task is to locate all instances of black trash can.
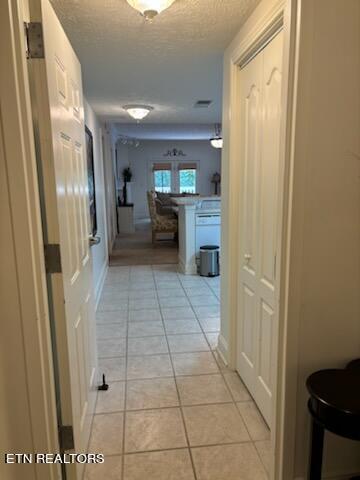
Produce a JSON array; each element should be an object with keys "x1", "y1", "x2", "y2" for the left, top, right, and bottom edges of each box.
[{"x1": 199, "y1": 245, "x2": 220, "y2": 277}]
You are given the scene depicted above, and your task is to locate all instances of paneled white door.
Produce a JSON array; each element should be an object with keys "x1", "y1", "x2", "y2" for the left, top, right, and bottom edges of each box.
[
  {"x1": 236, "y1": 31, "x2": 284, "y2": 426},
  {"x1": 28, "y1": 0, "x2": 97, "y2": 478}
]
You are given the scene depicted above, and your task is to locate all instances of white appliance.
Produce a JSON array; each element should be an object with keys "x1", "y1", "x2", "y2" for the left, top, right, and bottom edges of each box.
[
  {"x1": 197, "y1": 199, "x2": 221, "y2": 210},
  {"x1": 195, "y1": 213, "x2": 221, "y2": 258}
]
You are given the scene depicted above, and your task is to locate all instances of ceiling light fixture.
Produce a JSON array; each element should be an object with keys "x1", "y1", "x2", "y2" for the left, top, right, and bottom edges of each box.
[
  {"x1": 123, "y1": 104, "x2": 153, "y2": 121},
  {"x1": 126, "y1": 0, "x2": 176, "y2": 21},
  {"x1": 210, "y1": 123, "x2": 223, "y2": 149}
]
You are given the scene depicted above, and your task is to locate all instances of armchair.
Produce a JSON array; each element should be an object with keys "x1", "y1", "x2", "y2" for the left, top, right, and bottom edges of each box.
[{"x1": 147, "y1": 191, "x2": 178, "y2": 245}]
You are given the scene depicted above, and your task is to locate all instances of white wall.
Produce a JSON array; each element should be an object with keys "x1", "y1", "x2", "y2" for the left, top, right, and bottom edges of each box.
[
  {"x1": 84, "y1": 99, "x2": 108, "y2": 304},
  {"x1": 116, "y1": 143, "x2": 129, "y2": 190},
  {"x1": 102, "y1": 124, "x2": 118, "y2": 254},
  {"x1": 116, "y1": 140, "x2": 221, "y2": 219}
]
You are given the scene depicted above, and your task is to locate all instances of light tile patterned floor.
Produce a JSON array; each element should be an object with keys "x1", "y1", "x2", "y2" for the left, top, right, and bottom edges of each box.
[{"x1": 85, "y1": 265, "x2": 270, "y2": 480}]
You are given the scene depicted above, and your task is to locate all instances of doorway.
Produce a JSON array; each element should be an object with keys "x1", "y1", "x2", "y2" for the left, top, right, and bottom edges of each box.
[{"x1": 4, "y1": 0, "x2": 292, "y2": 477}]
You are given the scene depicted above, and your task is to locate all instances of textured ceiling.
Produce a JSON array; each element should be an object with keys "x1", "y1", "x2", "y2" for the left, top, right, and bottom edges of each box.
[{"x1": 50, "y1": 0, "x2": 260, "y2": 124}]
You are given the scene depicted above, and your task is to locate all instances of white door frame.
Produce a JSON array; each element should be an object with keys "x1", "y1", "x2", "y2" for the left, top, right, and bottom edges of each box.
[
  {"x1": 0, "y1": 0, "x2": 60, "y2": 478},
  {"x1": 221, "y1": 0, "x2": 301, "y2": 478}
]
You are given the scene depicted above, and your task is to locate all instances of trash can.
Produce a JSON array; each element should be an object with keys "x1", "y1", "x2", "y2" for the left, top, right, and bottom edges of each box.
[{"x1": 199, "y1": 245, "x2": 220, "y2": 277}]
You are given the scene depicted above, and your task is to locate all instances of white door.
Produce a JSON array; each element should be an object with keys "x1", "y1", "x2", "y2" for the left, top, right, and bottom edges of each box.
[
  {"x1": 236, "y1": 31, "x2": 283, "y2": 426},
  {"x1": 28, "y1": 0, "x2": 97, "y2": 477}
]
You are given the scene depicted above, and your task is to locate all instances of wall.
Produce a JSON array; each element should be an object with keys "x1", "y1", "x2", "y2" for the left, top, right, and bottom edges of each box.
[
  {"x1": 289, "y1": 0, "x2": 360, "y2": 477},
  {"x1": 84, "y1": 99, "x2": 108, "y2": 304},
  {"x1": 1, "y1": 0, "x2": 59, "y2": 478},
  {"x1": 102, "y1": 124, "x2": 118, "y2": 254},
  {"x1": 116, "y1": 143, "x2": 129, "y2": 190},
  {"x1": 116, "y1": 140, "x2": 221, "y2": 219},
  {"x1": 0, "y1": 111, "x2": 38, "y2": 480}
]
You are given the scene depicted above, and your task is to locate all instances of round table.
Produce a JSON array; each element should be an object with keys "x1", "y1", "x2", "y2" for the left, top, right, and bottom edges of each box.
[{"x1": 306, "y1": 365, "x2": 360, "y2": 480}]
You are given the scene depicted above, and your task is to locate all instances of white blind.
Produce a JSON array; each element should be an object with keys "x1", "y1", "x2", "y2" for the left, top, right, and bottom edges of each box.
[{"x1": 178, "y1": 162, "x2": 197, "y2": 171}]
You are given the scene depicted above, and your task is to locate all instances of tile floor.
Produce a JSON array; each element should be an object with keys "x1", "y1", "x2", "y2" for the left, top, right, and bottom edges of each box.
[{"x1": 85, "y1": 265, "x2": 270, "y2": 480}]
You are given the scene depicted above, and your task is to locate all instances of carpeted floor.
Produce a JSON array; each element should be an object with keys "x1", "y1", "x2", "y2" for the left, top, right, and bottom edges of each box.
[{"x1": 109, "y1": 219, "x2": 178, "y2": 266}]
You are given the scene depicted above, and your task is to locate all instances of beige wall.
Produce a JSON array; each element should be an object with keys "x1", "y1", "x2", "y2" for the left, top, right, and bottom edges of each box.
[
  {"x1": 290, "y1": 0, "x2": 360, "y2": 477},
  {"x1": 0, "y1": 0, "x2": 59, "y2": 479},
  {"x1": 0, "y1": 111, "x2": 37, "y2": 480},
  {"x1": 221, "y1": 0, "x2": 360, "y2": 478}
]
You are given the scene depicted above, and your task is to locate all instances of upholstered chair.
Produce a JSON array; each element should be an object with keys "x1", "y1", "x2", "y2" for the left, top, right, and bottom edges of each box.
[{"x1": 147, "y1": 191, "x2": 178, "y2": 245}]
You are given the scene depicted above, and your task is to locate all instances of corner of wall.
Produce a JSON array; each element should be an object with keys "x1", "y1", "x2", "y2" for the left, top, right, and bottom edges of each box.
[
  {"x1": 94, "y1": 260, "x2": 108, "y2": 309},
  {"x1": 217, "y1": 334, "x2": 229, "y2": 366}
]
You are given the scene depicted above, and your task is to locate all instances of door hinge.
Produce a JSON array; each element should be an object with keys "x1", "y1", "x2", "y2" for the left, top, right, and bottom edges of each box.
[
  {"x1": 59, "y1": 425, "x2": 74, "y2": 451},
  {"x1": 44, "y1": 244, "x2": 62, "y2": 274},
  {"x1": 24, "y1": 22, "x2": 44, "y2": 59}
]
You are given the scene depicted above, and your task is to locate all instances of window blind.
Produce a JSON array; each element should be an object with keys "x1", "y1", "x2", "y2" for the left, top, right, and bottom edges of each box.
[
  {"x1": 178, "y1": 162, "x2": 197, "y2": 171},
  {"x1": 152, "y1": 163, "x2": 172, "y2": 172}
]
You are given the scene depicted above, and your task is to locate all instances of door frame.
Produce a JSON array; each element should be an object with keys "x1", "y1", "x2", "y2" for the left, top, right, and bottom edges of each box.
[
  {"x1": 0, "y1": 0, "x2": 60, "y2": 478},
  {"x1": 220, "y1": 0, "x2": 301, "y2": 478}
]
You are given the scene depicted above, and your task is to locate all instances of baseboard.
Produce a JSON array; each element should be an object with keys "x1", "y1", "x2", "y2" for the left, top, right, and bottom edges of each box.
[
  {"x1": 294, "y1": 470, "x2": 359, "y2": 480},
  {"x1": 323, "y1": 470, "x2": 360, "y2": 480},
  {"x1": 178, "y1": 256, "x2": 197, "y2": 275},
  {"x1": 217, "y1": 334, "x2": 229, "y2": 365},
  {"x1": 95, "y1": 260, "x2": 108, "y2": 309}
]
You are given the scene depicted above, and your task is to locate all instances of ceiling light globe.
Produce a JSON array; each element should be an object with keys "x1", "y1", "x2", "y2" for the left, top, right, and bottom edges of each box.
[
  {"x1": 210, "y1": 138, "x2": 223, "y2": 149},
  {"x1": 126, "y1": 0, "x2": 176, "y2": 19},
  {"x1": 124, "y1": 104, "x2": 153, "y2": 121}
]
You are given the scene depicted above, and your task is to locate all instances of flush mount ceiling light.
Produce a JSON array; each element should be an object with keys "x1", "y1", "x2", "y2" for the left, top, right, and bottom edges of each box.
[
  {"x1": 126, "y1": 0, "x2": 177, "y2": 21},
  {"x1": 210, "y1": 123, "x2": 223, "y2": 149},
  {"x1": 123, "y1": 104, "x2": 153, "y2": 121}
]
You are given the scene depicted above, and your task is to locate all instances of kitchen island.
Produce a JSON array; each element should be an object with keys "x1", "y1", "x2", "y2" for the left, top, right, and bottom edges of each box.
[{"x1": 171, "y1": 196, "x2": 221, "y2": 274}]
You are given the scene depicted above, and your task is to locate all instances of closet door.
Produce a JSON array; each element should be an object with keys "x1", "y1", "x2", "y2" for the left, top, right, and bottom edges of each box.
[
  {"x1": 236, "y1": 50, "x2": 263, "y2": 404},
  {"x1": 237, "y1": 31, "x2": 283, "y2": 426}
]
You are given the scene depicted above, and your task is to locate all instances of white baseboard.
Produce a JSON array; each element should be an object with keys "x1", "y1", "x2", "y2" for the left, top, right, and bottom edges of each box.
[
  {"x1": 95, "y1": 260, "x2": 108, "y2": 309},
  {"x1": 217, "y1": 334, "x2": 229, "y2": 365},
  {"x1": 179, "y1": 256, "x2": 197, "y2": 275}
]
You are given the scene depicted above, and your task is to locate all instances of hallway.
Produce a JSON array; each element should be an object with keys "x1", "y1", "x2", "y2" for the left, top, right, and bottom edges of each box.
[
  {"x1": 85, "y1": 265, "x2": 270, "y2": 479},
  {"x1": 110, "y1": 221, "x2": 178, "y2": 267}
]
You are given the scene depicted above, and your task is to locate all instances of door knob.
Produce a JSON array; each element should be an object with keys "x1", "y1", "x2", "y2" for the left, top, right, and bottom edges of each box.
[{"x1": 89, "y1": 235, "x2": 101, "y2": 247}]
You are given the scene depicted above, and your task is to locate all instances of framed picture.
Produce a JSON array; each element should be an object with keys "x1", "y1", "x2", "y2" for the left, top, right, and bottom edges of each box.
[{"x1": 85, "y1": 126, "x2": 97, "y2": 236}]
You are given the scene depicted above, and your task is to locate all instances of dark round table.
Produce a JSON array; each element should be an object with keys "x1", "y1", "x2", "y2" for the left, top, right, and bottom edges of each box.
[{"x1": 306, "y1": 363, "x2": 360, "y2": 480}]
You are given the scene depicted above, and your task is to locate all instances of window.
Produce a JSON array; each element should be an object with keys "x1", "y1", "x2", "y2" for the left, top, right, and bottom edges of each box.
[
  {"x1": 178, "y1": 163, "x2": 197, "y2": 194},
  {"x1": 154, "y1": 170, "x2": 171, "y2": 193},
  {"x1": 153, "y1": 163, "x2": 172, "y2": 193}
]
